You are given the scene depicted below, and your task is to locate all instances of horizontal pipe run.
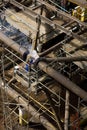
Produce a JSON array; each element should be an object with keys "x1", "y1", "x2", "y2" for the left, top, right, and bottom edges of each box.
[
  {"x1": 9, "y1": 0, "x2": 70, "y2": 34},
  {"x1": 70, "y1": 44, "x2": 87, "y2": 54},
  {"x1": 38, "y1": 61, "x2": 87, "y2": 101},
  {"x1": 38, "y1": 56, "x2": 87, "y2": 63},
  {"x1": 0, "y1": 78, "x2": 57, "y2": 130},
  {"x1": 1, "y1": 0, "x2": 87, "y2": 51},
  {"x1": 0, "y1": 32, "x2": 26, "y2": 55},
  {"x1": 8, "y1": 0, "x2": 87, "y2": 43},
  {"x1": 37, "y1": 0, "x2": 87, "y2": 27},
  {"x1": 1, "y1": 32, "x2": 87, "y2": 101}
]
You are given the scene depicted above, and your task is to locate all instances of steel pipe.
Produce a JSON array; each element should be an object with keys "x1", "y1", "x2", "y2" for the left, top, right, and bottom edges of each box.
[
  {"x1": 2, "y1": 0, "x2": 87, "y2": 48},
  {"x1": 38, "y1": 56, "x2": 87, "y2": 62},
  {"x1": 1, "y1": 32, "x2": 87, "y2": 101},
  {"x1": 8, "y1": 0, "x2": 87, "y2": 43},
  {"x1": 37, "y1": 0, "x2": 87, "y2": 27},
  {"x1": 38, "y1": 61, "x2": 87, "y2": 101},
  {"x1": 0, "y1": 32, "x2": 26, "y2": 55},
  {"x1": 0, "y1": 78, "x2": 57, "y2": 130}
]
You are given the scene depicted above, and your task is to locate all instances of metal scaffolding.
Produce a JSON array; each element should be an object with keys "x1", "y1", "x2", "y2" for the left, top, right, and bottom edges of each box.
[
  {"x1": 0, "y1": 1, "x2": 87, "y2": 130},
  {"x1": 0, "y1": 45, "x2": 87, "y2": 130}
]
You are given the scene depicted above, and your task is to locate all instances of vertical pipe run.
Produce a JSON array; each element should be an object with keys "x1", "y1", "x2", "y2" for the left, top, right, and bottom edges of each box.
[
  {"x1": 64, "y1": 90, "x2": 70, "y2": 130},
  {"x1": 34, "y1": 5, "x2": 43, "y2": 50}
]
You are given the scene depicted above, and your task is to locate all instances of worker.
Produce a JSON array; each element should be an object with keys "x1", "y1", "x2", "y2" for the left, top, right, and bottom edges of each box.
[
  {"x1": 24, "y1": 50, "x2": 39, "y2": 72},
  {"x1": 26, "y1": 50, "x2": 39, "y2": 64}
]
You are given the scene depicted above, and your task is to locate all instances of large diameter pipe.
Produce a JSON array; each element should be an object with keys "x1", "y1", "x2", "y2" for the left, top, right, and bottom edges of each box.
[
  {"x1": 38, "y1": 56, "x2": 87, "y2": 62},
  {"x1": 1, "y1": 32, "x2": 87, "y2": 101},
  {"x1": 1, "y1": 31, "x2": 87, "y2": 63},
  {"x1": 38, "y1": 61, "x2": 87, "y2": 101},
  {"x1": 9, "y1": 0, "x2": 87, "y2": 43},
  {"x1": 0, "y1": 78, "x2": 56, "y2": 130},
  {"x1": 0, "y1": 32, "x2": 26, "y2": 56},
  {"x1": 37, "y1": 0, "x2": 87, "y2": 27}
]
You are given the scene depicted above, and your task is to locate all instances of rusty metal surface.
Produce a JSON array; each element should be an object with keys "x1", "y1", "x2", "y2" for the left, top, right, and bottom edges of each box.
[
  {"x1": 0, "y1": 30, "x2": 87, "y2": 101},
  {"x1": 0, "y1": 77, "x2": 57, "y2": 130},
  {"x1": 0, "y1": 32, "x2": 26, "y2": 55},
  {"x1": 0, "y1": 1, "x2": 87, "y2": 129},
  {"x1": 38, "y1": 61, "x2": 87, "y2": 101},
  {"x1": 38, "y1": 56, "x2": 87, "y2": 63},
  {"x1": 8, "y1": 0, "x2": 87, "y2": 43},
  {"x1": 37, "y1": 0, "x2": 87, "y2": 27}
]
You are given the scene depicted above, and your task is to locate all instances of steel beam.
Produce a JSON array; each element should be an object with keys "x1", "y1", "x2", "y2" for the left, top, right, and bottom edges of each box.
[
  {"x1": 1, "y1": 32, "x2": 87, "y2": 101},
  {"x1": 7, "y1": 0, "x2": 87, "y2": 43},
  {"x1": 37, "y1": 0, "x2": 87, "y2": 27},
  {"x1": 34, "y1": 6, "x2": 43, "y2": 50},
  {"x1": 70, "y1": 44, "x2": 87, "y2": 54},
  {"x1": 0, "y1": 78, "x2": 57, "y2": 130},
  {"x1": 38, "y1": 61, "x2": 87, "y2": 101}
]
